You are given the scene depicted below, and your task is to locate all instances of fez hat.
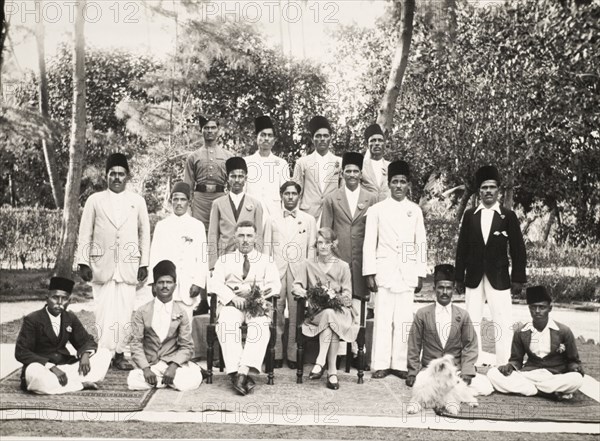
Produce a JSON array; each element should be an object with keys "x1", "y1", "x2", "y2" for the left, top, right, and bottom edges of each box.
[
  {"x1": 49, "y1": 277, "x2": 74, "y2": 294},
  {"x1": 106, "y1": 153, "x2": 129, "y2": 174},
  {"x1": 475, "y1": 165, "x2": 501, "y2": 189},
  {"x1": 342, "y1": 152, "x2": 364, "y2": 170},
  {"x1": 434, "y1": 264, "x2": 455, "y2": 284},
  {"x1": 255, "y1": 115, "x2": 274, "y2": 135},
  {"x1": 308, "y1": 116, "x2": 332, "y2": 136},
  {"x1": 388, "y1": 160, "x2": 410, "y2": 182},
  {"x1": 171, "y1": 182, "x2": 191, "y2": 199},
  {"x1": 364, "y1": 123, "x2": 384, "y2": 142},
  {"x1": 226, "y1": 157, "x2": 248, "y2": 174},
  {"x1": 153, "y1": 260, "x2": 177, "y2": 282},
  {"x1": 198, "y1": 115, "x2": 209, "y2": 129},
  {"x1": 526, "y1": 286, "x2": 552, "y2": 304}
]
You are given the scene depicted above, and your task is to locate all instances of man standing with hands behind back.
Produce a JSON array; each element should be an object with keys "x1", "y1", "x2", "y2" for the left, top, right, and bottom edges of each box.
[{"x1": 455, "y1": 165, "x2": 526, "y2": 366}]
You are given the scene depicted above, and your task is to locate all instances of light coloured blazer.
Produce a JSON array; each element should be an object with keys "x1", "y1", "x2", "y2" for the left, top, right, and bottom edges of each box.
[
  {"x1": 361, "y1": 157, "x2": 390, "y2": 202},
  {"x1": 270, "y1": 208, "x2": 317, "y2": 279},
  {"x1": 130, "y1": 300, "x2": 194, "y2": 369},
  {"x1": 209, "y1": 249, "x2": 281, "y2": 307},
  {"x1": 362, "y1": 197, "x2": 427, "y2": 289},
  {"x1": 292, "y1": 151, "x2": 342, "y2": 219},
  {"x1": 207, "y1": 193, "x2": 266, "y2": 269},
  {"x1": 407, "y1": 303, "x2": 478, "y2": 377},
  {"x1": 320, "y1": 186, "x2": 378, "y2": 300},
  {"x1": 77, "y1": 190, "x2": 151, "y2": 285},
  {"x1": 149, "y1": 213, "x2": 208, "y2": 305}
]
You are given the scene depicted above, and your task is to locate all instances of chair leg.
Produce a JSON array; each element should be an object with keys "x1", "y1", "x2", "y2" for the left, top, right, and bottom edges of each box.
[
  {"x1": 207, "y1": 323, "x2": 214, "y2": 384},
  {"x1": 345, "y1": 343, "x2": 352, "y2": 373},
  {"x1": 296, "y1": 297, "x2": 305, "y2": 384},
  {"x1": 357, "y1": 299, "x2": 366, "y2": 384},
  {"x1": 267, "y1": 297, "x2": 277, "y2": 385}
]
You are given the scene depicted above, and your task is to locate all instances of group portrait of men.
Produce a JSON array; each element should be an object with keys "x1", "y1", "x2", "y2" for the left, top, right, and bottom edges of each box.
[{"x1": 15, "y1": 113, "x2": 585, "y2": 402}]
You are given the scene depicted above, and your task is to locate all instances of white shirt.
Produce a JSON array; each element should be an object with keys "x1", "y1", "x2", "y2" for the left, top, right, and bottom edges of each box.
[
  {"x1": 345, "y1": 185, "x2": 360, "y2": 218},
  {"x1": 107, "y1": 189, "x2": 128, "y2": 227},
  {"x1": 475, "y1": 202, "x2": 501, "y2": 245},
  {"x1": 370, "y1": 158, "x2": 385, "y2": 186},
  {"x1": 229, "y1": 191, "x2": 245, "y2": 211},
  {"x1": 314, "y1": 151, "x2": 335, "y2": 192},
  {"x1": 244, "y1": 152, "x2": 289, "y2": 215},
  {"x1": 522, "y1": 319, "x2": 559, "y2": 358},
  {"x1": 152, "y1": 299, "x2": 174, "y2": 343},
  {"x1": 45, "y1": 307, "x2": 61, "y2": 337},
  {"x1": 435, "y1": 302, "x2": 452, "y2": 348},
  {"x1": 282, "y1": 207, "x2": 299, "y2": 236}
]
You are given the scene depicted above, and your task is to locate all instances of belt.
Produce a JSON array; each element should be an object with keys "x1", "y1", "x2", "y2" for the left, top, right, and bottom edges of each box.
[{"x1": 195, "y1": 184, "x2": 225, "y2": 193}]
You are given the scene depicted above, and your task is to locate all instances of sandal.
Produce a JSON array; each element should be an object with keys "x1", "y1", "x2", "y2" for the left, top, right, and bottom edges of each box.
[
  {"x1": 326, "y1": 374, "x2": 339, "y2": 390},
  {"x1": 309, "y1": 364, "x2": 324, "y2": 380}
]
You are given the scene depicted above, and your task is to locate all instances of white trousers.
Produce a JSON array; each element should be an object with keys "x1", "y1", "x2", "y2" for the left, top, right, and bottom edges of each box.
[
  {"x1": 371, "y1": 287, "x2": 413, "y2": 371},
  {"x1": 487, "y1": 367, "x2": 584, "y2": 396},
  {"x1": 127, "y1": 360, "x2": 203, "y2": 391},
  {"x1": 25, "y1": 348, "x2": 112, "y2": 395},
  {"x1": 216, "y1": 305, "x2": 271, "y2": 374},
  {"x1": 93, "y1": 280, "x2": 137, "y2": 353},
  {"x1": 465, "y1": 275, "x2": 512, "y2": 365}
]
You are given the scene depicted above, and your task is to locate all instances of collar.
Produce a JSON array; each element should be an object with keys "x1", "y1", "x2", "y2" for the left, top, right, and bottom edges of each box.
[
  {"x1": 314, "y1": 150, "x2": 332, "y2": 160},
  {"x1": 388, "y1": 196, "x2": 408, "y2": 205},
  {"x1": 475, "y1": 201, "x2": 502, "y2": 215},
  {"x1": 108, "y1": 189, "x2": 127, "y2": 198},
  {"x1": 172, "y1": 212, "x2": 191, "y2": 221},
  {"x1": 235, "y1": 248, "x2": 260, "y2": 261},
  {"x1": 229, "y1": 191, "x2": 245, "y2": 203},
  {"x1": 435, "y1": 302, "x2": 452, "y2": 312},
  {"x1": 345, "y1": 185, "x2": 360, "y2": 195},
  {"x1": 522, "y1": 319, "x2": 559, "y2": 333},
  {"x1": 45, "y1": 306, "x2": 62, "y2": 322},
  {"x1": 252, "y1": 151, "x2": 274, "y2": 160},
  {"x1": 154, "y1": 298, "x2": 174, "y2": 313}
]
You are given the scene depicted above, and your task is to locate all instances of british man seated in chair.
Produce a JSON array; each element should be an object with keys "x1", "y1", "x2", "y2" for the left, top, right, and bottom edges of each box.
[
  {"x1": 127, "y1": 260, "x2": 203, "y2": 391},
  {"x1": 209, "y1": 220, "x2": 281, "y2": 395},
  {"x1": 15, "y1": 277, "x2": 112, "y2": 394}
]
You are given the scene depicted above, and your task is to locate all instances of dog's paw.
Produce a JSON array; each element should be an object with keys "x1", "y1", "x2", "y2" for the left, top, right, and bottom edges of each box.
[
  {"x1": 444, "y1": 406, "x2": 459, "y2": 416},
  {"x1": 407, "y1": 403, "x2": 421, "y2": 415},
  {"x1": 467, "y1": 401, "x2": 479, "y2": 408}
]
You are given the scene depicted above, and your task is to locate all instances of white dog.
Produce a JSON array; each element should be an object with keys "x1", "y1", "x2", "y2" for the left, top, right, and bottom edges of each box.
[{"x1": 407, "y1": 354, "x2": 479, "y2": 415}]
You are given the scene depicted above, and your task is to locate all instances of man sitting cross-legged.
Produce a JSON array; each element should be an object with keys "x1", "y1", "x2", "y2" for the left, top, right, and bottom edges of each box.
[
  {"x1": 487, "y1": 285, "x2": 584, "y2": 400},
  {"x1": 15, "y1": 277, "x2": 112, "y2": 394},
  {"x1": 209, "y1": 220, "x2": 281, "y2": 395},
  {"x1": 406, "y1": 264, "x2": 493, "y2": 395},
  {"x1": 127, "y1": 260, "x2": 203, "y2": 391}
]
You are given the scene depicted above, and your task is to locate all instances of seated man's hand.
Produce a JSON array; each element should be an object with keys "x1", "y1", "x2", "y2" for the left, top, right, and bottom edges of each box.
[
  {"x1": 78, "y1": 352, "x2": 91, "y2": 376},
  {"x1": 78, "y1": 264, "x2": 93, "y2": 282},
  {"x1": 291, "y1": 285, "x2": 307, "y2": 299},
  {"x1": 143, "y1": 366, "x2": 157, "y2": 386},
  {"x1": 497, "y1": 363, "x2": 515, "y2": 376},
  {"x1": 189, "y1": 284, "x2": 203, "y2": 298},
  {"x1": 405, "y1": 375, "x2": 416, "y2": 387},
  {"x1": 229, "y1": 296, "x2": 246, "y2": 309},
  {"x1": 137, "y1": 266, "x2": 148, "y2": 283},
  {"x1": 50, "y1": 366, "x2": 68, "y2": 386},
  {"x1": 569, "y1": 365, "x2": 585, "y2": 376},
  {"x1": 455, "y1": 281, "x2": 465, "y2": 295},
  {"x1": 162, "y1": 363, "x2": 178, "y2": 386},
  {"x1": 414, "y1": 277, "x2": 424, "y2": 294},
  {"x1": 461, "y1": 374, "x2": 473, "y2": 385},
  {"x1": 365, "y1": 275, "x2": 378, "y2": 293},
  {"x1": 511, "y1": 282, "x2": 523, "y2": 297}
]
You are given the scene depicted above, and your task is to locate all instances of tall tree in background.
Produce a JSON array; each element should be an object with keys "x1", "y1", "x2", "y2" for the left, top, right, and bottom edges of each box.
[
  {"x1": 35, "y1": 0, "x2": 64, "y2": 208},
  {"x1": 0, "y1": 3, "x2": 7, "y2": 91},
  {"x1": 377, "y1": 0, "x2": 415, "y2": 133},
  {"x1": 54, "y1": 0, "x2": 86, "y2": 277}
]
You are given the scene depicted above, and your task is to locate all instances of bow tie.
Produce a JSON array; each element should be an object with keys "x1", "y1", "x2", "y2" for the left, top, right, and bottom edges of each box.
[{"x1": 283, "y1": 210, "x2": 297, "y2": 218}]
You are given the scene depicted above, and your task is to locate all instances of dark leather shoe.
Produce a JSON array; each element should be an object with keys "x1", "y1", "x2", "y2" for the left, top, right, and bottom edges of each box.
[
  {"x1": 309, "y1": 364, "x2": 324, "y2": 380},
  {"x1": 246, "y1": 375, "x2": 256, "y2": 393},
  {"x1": 287, "y1": 360, "x2": 297, "y2": 370},
  {"x1": 326, "y1": 374, "x2": 340, "y2": 390},
  {"x1": 82, "y1": 381, "x2": 99, "y2": 390},
  {"x1": 233, "y1": 374, "x2": 248, "y2": 395},
  {"x1": 371, "y1": 369, "x2": 390, "y2": 379},
  {"x1": 112, "y1": 353, "x2": 133, "y2": 371},
  {"x1": 366, "y1": 309, "x2": 375, "y2": 320},
  {"x1": 274, "y1": 359, "x2": 283, "y2": 369},
  {"x1": 390, "y1": 369, "x2": 408, "y2": 379}
]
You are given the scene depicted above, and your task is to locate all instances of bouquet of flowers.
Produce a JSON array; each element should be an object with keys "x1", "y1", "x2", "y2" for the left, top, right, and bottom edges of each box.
[
  {"x1": 241, "y1": 281, "x2": 273, "y2": 318},
  {"x1": 305, "y1": 278, "x2": 345, "y2": 319}
]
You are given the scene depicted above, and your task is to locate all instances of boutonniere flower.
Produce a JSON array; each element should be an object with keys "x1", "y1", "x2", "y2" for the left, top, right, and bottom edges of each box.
[
  {"x1": 500, "y1": 214, "x2": 506, "y2": 219},
  {"x1": 455, "y1": 316, "x2": 461, "y2": 322},
  {"x1": 382, "y1": 169, "x2": 387, "y2": 175},
  {"x1": 357, "y1": 203, "x2": 365, "y2": 210},
  {"x1": 66, "y1": 326, "x2": 72, "y2": 333},
  {"x1": 407, "y1": 210, "x2": 413, "y2": 217},
  {"x1": 181, "y1": 235, "x2": 193, "y2": 244},
  {"x1": 556, "y1": 343, "x2": 566, "y2": 354},
  {"x1": 246, "y1": 204, "x2": 254, "y2": 211},
  {"x1": 172, "y1": 313, "x2": 183, "y2": 321},
  {"x1": 493, "y1": 230, "x2": 508, "y2": 237},
  {"x1": 334, "y1": 162, "x2": 340, "y2": 169}
]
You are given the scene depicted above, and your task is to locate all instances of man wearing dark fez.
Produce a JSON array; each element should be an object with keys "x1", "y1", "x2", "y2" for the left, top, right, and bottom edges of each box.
[
  {"x1": 77, "y1": 152, "x2": 151, "y2": 370},
  {"x1": 184, "y1": 116, "x2": 234, "y2": 230},
  {"x1": 207, "y1": 157, "x2": 265, "y2": 270},
  {"x1": 487, "y1": 286, "x2": 584, "y2": 400},
  {"x1": 292, "y1": 115, "x2": 342, "y2": 222},
  {"x1": 15, "y1": 277, "x2": 112, "y2": 394},
  {"x1": 406, "y1": 264, "x2": 493, "y2": 396},
  {"x1": 361, "y1": 123, "x2": 390, "y2": 202},
  {"x1": 455, "y1": 165, "x2": 527, "y2": 366},
  {"x1": 128, "y1": 260, "x2": 202, "y2": 391}
]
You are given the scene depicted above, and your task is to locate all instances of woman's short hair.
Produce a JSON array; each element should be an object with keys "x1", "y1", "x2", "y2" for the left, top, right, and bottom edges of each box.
[{"x1": 314, "y1": 227, "x2": 340, "y2": 257}]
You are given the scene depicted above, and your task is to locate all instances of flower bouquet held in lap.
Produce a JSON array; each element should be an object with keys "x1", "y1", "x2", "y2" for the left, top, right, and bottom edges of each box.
[
  {"x1": 240, "y1": 280, "x2": 273, "y2": 318},
  {"x1": 305, "y1": 278, "x2": 347, "y2": 320}
]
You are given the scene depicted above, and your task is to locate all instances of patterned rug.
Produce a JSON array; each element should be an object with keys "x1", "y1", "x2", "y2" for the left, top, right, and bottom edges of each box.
[{"x1": 0, "y1": 369, "x2": 156, "y2": 412}]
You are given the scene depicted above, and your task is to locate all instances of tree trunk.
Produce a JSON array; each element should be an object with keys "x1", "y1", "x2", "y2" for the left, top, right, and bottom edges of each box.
[
  {"x1": 456, "y1": 187, "x2": 472, "y2": 222},
  {"x1": 543, "y1": 205, "x2": 559, "y2": 242},
  {"x1": 376, "y1": 0, "x2": 415, "y2": 133},
  {"x1": 35, "y1": 0, "x2": 64, "y2": 208},
  {"x1": 0, "y1": 10, "x2": 7, "y2": 91},
  {"x1": 54, "y1": 0, "x2": 86, "y2": 278}
]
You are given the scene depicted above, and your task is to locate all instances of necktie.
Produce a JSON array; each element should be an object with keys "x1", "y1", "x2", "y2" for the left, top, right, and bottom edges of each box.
[
  {"x1": 283, "y1": 210, "x2": 296, "y2": 218},
  {"x1": 242, "y1": 253, "x2": 250, "y2": 279}
]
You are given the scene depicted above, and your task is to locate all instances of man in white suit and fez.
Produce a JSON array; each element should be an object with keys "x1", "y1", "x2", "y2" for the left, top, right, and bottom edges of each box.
[
  {"x1": 77, "y1": 153, "x2": 151, "y2": 370},
  {"x1": 321, "y1": 152, "x2": 378, "y2": 367},
  {"x1": 209, "y1": 221, "x2": 281, "y2": 395},
  {"x1": 292, "y1": 115, "x2": 341, "y2": 221},
  {"x1": 270, "y1": 181, "x2": 317, "y2": 369},
  {"x1": 244, "y1": 115, "x2": 290, "y2": 219},
  {"x1": 363, "y1": 160, "x2": 427, "y2": 379},
  {"x1": 207, "y1": 157, "x2": 265, "y2": 270},
  {"x1": 127, "y1": 260, "x2": 203, "y2": 391},
  {"x1": 360, "y1": 124, "x2": 390, "y2": 202},
  {"x1": 149, "y1": 182, "x2": 208, "y2": 322}
]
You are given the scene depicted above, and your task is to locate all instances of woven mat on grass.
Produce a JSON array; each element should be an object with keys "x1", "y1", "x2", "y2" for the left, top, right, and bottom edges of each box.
[
  {"x1": 440, "y1": 391, "x2": 600, "y2": 423},
  {"x1": 0, "y1": 369, "x2": 156, "y2": 412}
]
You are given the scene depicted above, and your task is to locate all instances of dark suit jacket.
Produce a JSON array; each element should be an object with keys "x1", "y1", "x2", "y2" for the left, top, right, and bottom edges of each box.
[
  {"x1": 407, "y1": 304, "x2": 478, "y2": 377},
  {"x1": 455, "y1": 205, "x2": 526, "y2": 290},
  {"x1": 15, "y1": 307, "x2": 96, "y2": 368},
  {"x1": 508, "y1": 320, "x2": 582, "y2": 374}
]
